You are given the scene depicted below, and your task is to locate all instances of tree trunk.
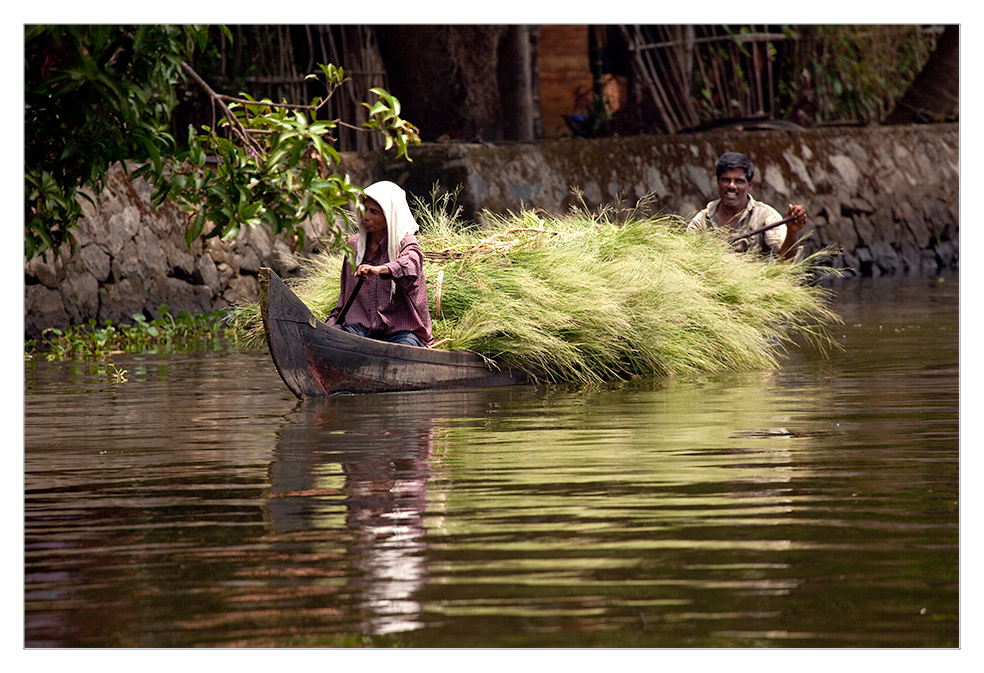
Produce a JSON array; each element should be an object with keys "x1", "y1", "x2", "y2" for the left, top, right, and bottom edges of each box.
[
  {"x1": 883, "y1": 25, "x2": 959, "y2": 124},
  {"x1": 374, "y1": 25, "x2": 509, "y2": 141},
  {"x1": 499, "y1": 25, "x2": 536, "y2": 141}
]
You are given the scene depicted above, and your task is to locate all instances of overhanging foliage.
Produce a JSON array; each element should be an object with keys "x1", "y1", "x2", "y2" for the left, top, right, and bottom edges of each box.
[{"x1": 24, "y1": 25, "x2": 420, "y2": 261}]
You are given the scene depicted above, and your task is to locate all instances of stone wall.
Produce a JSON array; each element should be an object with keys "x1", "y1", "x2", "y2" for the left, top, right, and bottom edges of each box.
[
  {"x1": 350, "y1": 122, "x2": 959, "y2": 277},
  {"x1": 24, "y1": 165, "x2": 332, "y2": 339},
  {"x1": 24, "y1": 123, "x2": 958, "y2": 340}
]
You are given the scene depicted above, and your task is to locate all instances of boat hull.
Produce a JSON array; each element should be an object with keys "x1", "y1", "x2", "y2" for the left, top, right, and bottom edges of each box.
[{"x1": 260, "y1": 267, "x2": 528, "y2": 397}]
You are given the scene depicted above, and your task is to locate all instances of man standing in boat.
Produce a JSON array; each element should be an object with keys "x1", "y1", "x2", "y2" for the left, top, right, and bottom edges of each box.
[
  {"x1": 327, "y1": 181, "x2": 434, "y2": 347},
  {"x1": 687, "y1": 152, "x2": 807, "y2": 261}
]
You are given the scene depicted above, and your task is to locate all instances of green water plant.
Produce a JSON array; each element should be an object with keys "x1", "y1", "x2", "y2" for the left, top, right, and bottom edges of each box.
[
  {"x1": 230, "y1": 193, "x2": 841, "y2": 383},
  {"x1": 107, "y1": 362, "x2": 128, "y2": 383},
  {"x1": 27, "y1": 304, "x2": 238, "y2": 360}
]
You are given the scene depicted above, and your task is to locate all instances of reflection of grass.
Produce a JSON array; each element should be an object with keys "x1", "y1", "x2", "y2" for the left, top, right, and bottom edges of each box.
[{"x1": 232, "y1": 195, "x2": 841, "y2": 383}]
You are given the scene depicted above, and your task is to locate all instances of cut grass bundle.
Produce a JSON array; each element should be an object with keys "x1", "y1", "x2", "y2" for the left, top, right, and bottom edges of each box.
[{"x1": 229, "y1": 195, "x2": 840, "y2": 383}]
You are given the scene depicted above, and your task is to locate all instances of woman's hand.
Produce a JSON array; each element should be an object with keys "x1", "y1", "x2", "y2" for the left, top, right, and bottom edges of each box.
[{"x1": 355, "y1": 263, "x2": 390, "y2": 279}]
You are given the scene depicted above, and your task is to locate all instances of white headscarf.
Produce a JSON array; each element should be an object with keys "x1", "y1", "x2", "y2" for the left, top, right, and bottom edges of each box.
[{"x1": 355, "y1": 181, "x2": 420, "y2": 276}]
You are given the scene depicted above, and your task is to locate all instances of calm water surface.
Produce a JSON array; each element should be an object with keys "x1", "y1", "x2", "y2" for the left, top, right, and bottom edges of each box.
[{"x1": 24, "y1": 276, "x2": 959, "y2": 648}]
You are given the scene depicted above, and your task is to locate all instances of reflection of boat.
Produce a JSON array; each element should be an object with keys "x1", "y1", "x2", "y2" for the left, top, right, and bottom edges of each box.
[{"x1": 260, "y1": 267, "x2": 529, "y2": 398}]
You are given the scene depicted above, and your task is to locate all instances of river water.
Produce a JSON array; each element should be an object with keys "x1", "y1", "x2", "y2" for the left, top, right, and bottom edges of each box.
[{"x1": 23, "y1": 275, "x2": 960, "y2": 649}]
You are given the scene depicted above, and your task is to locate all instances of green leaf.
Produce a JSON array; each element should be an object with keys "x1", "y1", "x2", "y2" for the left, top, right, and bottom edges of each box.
[{"x1": 25, "y1": 26, "x2": 422, "y2": 260}]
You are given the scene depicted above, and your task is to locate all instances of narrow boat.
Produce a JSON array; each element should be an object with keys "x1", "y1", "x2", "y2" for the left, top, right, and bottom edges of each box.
[{"x1": 259, "y1": 267, "x2": 529, "y2": 397}]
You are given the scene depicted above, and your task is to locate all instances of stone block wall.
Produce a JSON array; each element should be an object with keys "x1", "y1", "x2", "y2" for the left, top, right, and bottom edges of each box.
[
  {"x1": 24, "y1": 123, "x2": 958, "y2": 340},
  {"x1": 24, "y1": 164, "x2": 330, "y2": 339},
  {"x1": 359, "y1": 123, "x2": 959, "y2": 277}
]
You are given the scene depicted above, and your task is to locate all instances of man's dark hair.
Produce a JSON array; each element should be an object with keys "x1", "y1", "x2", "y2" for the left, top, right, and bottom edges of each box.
[{"x1": 716, "y1": 152, "x2": 755, "y2": 182}]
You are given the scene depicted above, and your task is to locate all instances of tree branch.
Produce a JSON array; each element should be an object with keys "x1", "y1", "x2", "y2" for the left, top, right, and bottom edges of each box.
[{"x1": 180, "y1": 61, "x2": 265, "y2": 157}]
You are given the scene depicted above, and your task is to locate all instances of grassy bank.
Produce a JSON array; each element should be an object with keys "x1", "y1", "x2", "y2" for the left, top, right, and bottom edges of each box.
[{"x1": 231, "y1": 194, "x2": 841, "y2": 383}]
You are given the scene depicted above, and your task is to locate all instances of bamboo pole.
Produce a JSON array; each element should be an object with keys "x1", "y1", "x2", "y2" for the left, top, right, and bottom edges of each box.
[{"x1": 621, "y1": 26, "x2": 680, "y2": 133}]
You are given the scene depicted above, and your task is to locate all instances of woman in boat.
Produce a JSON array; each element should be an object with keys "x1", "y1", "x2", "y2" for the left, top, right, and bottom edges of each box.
[{"x1": 327, "y1": 181, "x2": 434, "y2": 347}]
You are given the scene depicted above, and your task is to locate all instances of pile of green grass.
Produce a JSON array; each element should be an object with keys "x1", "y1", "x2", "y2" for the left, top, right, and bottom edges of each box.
[{"x1": 231, "y1": 195, "x2": 840, "y2": 383}]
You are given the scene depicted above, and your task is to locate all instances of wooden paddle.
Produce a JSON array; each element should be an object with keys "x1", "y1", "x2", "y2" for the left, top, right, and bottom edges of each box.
[
  {"x1": 727, "y1": 214, "x2": 796, "y2": 243},
  {"x1": 335, "y1": 277, "x2": 364, "y2": 324}
]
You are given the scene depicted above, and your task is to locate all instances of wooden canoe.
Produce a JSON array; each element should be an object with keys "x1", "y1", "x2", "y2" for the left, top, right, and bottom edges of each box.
[{"x1": 259, "y1": 267, "x2": 529, "y2": 397}]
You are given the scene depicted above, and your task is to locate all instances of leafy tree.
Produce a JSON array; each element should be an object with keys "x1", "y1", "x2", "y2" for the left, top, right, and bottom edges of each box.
[
  {"x1": 782, "y1": 25, "x2": 937, "y2": 125},
  {"x1": 24, "y1": 25, "x2": 419, "y2": 260},
  {"x1": 25, "y1": 25, "x2": 202, "y2": 258}
]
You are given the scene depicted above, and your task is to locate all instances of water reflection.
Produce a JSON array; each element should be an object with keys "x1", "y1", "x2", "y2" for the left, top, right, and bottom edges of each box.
[
  {"x1": 270, "y1": 394, "x2": 450, "y2": 636},
  {"x1": 23, "y1": 276, "x2": 959, "y2": 648}
]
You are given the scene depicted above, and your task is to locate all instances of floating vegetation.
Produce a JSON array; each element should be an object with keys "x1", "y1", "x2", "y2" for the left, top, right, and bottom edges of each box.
[
  {"x1": 107, "y1": 362, "x2": 128, "y2": 383},
  {"x1": 26, "y1": 306, "x2": 239, "y2": 361},
  {"x1": 231, "y1": 192, "x2": 842, "y2": 383}
]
